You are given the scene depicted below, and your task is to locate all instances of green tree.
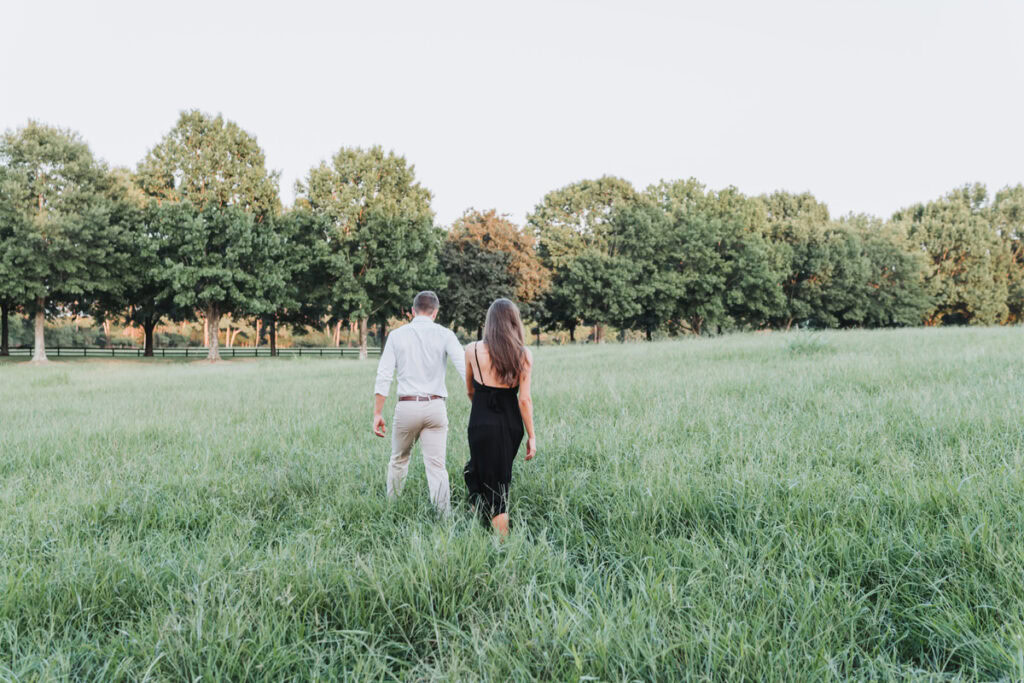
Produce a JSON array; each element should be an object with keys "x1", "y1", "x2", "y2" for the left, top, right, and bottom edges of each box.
[
  {"x1": 893, "y1": 184, "x2": 1009, "y2": 325},
  {"x1": 643, "y1": 180, "x2": 785, "y2": 334},
  {"x1": 528, "y1": 176, "x2": 639, "y2": 342},
  {"x1": 561, "y1": 247, "x2": 640, "y2": 341},
  {"x1": 296, "y1": 146, "x2": 441, "y2": 358},
  {"x1": 269, "y1": 207, "x2": 357, "y2": 355},
  {"x1": 818, "y1": 216, "x2": 932, "y2": 328},
  {"x1": 136, "y1": 110, "x2": 280, "y2": 218},
  {"x1": 438, "y1": 236, "x2": 516, "y2": 338},
  {"x1": 992, "y1": 185, "x2": 1024, "y2": 323},
  {"x1": 759, "y1": 191, "x2": 833, "y2": 329},
  {"x1": 0, "y1": 121, "x2": 120, "y2": 363},
  {"x1": 89, "y1": 170, "x2": 185, "y2": 356},
  {"x1": 604, "y1": 201, "x2": 677, "y2": 339},
  {"x1": 136, "y1": 111, "x2": 282, "y2": 355},
  {"x1": 158, "y1": 202, "x2": 280, "y2": 361}
]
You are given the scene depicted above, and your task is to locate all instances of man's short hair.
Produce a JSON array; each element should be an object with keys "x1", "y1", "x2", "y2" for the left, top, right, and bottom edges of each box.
[{"x1": 413, "y1": 291, "x2": 439, "y2": 314}]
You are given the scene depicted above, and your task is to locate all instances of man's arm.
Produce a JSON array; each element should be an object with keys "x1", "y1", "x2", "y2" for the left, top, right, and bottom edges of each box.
[
  {"x1": 373, "y1": 337, "x2": 397, "y2": 437},
  {"x1": 373, "y1": 393, "x2": 388, "y2": 437},
  {"x1": 446, "y1": 330, "x2": 467, "y2": 384}
]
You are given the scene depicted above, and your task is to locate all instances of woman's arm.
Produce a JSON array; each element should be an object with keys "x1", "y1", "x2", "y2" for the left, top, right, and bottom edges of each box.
[
  {"x1": 518, "y1": 348, "x2": 536, "y2": 460},
  {"x1": 465, "y1": 342, "x2": 475, "y2": 400}
]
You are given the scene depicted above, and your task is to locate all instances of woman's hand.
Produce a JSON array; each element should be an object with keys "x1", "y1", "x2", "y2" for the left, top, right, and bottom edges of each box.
[{"x1": 525, "y1": 436, "x2": 537, "y2": 461}]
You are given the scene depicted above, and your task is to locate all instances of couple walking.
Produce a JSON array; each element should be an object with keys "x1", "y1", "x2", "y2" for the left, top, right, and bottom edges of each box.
[{"x1": 372, "y1": 291, "x2": 537, "y2": 537}]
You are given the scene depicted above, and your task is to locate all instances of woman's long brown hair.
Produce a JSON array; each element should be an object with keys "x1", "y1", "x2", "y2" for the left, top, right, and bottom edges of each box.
[{"x1": 482, "y1": 298, "x2": 527, "y2": 386}]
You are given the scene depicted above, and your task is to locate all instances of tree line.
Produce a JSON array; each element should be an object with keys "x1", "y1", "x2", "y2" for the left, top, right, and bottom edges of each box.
[{"x1": 1, "y1": 112, "x2": 1021, "y2": 362}]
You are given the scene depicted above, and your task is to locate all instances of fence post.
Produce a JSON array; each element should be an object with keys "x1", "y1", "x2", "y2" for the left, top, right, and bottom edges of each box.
[
  {"x1": 186, "y1": 348, "x2": 189, "y2": 358},
  {"x1": 83, "y1": 347, "x2": 86, "y2": 357}
]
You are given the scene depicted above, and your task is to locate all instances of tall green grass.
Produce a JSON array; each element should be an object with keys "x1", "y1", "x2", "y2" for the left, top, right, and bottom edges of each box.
[{"x1": 1, "y1": 327, "x2": 1022, "y2": 680}]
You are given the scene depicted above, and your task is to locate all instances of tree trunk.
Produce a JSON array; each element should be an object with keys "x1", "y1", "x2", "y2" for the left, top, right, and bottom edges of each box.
[
  {"x1": 645, "y1": 327, "x2": 652, "y2": 342},
  {"x1": 254, "y1": 318, "x2": 262, "y2": 348},
  {"x1": 569, "y1": 324, "x2": 576, "y2": 343},
  {"x1": 348, "y1": 320, "x2": 356, "y2": 347},
  {"x1": 334, "y1": 320, "x2": 342, "y2": 347},
  {"x1": 206, "y1": 306, "x2": 222, "y2": 362},
  {"x1": 103, "y1": 320, "x2": 112, "y2": 346},
  {"x1": 477, "y1": 326, "x2": 482, "y2": 341},
  {"x1": 229, "y1": 327, "x2": 240, "y2": 347},
  {"x1": 358, "y1": 317, "x2": 368, "y2": 360},
  {"x1": 270, "y1": 317, "x2": 278, "y2": 357},
  {"x1": 0, "y1": 301, "x2": 9, "y2": 356},
  {"x1": 594, "y1": 323, "x2": 604, "y2": 344},
  {"x1": 379, "y1": 318, "x2": 388, "y2": 348},
  {"x1": 32, "y1": 297, "x2": 47, "y2": 363},
  {"x1": 202, "y1": 315, "x2": 209, "y2": 347},
  {"x1": 143, "y1": 317, "x2": 157, "y2": 357}
]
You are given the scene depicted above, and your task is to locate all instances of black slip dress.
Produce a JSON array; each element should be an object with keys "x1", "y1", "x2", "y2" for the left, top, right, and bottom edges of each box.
[{"x1": 463, "y1": 343, "x2": 524, "y2": 518}]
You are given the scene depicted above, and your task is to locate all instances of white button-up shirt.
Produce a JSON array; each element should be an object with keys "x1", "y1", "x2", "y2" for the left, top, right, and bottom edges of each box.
[{"x1": 374, "y1": 316, "x2": 466, "y2": 398}]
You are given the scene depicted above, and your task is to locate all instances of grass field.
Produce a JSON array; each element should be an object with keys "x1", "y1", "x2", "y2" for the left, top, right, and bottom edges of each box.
[{"x1": 1, "y1": 327, "x2": 1023, "y2": 680}]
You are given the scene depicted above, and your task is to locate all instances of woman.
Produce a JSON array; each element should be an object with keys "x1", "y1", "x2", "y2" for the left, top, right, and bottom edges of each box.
[{"x1": 464, "y1": 298, "x2": 537, "y2": 538}]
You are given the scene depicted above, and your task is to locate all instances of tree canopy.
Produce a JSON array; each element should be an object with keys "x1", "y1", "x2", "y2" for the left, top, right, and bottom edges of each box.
[
  {"x1": 136, "y1": 110, "x2": 281, "y2": 218},
  {"x1": 296, "y1": 146, "x2": 441, "y2": 357},
  {"x1": 438, "y1": 235, "x2": 516, "y2": 338},
  {"x1": 893, "y1": 184, "x2": 1010, "y2": 326},
  {"x1": 529, "y1": 176, "x2": 640, "y2": 340},
  {"x1": 0, "y1": 121, "x2": 121, "y2": 361},
  {"x1": 450, "y1": 209, "x2": 550, "y2": 306},
  {"x1": 3, "y1": 115, "x2": 1023, "y2": 361},
  {"x1": 157, "y1": 202, "x2": 281, "y2": 361}
]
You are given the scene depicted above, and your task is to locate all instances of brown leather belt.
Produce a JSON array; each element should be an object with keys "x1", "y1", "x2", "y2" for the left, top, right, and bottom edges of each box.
[{"x1": 398, "y1": 395, "x2": 445, "y2": 402}]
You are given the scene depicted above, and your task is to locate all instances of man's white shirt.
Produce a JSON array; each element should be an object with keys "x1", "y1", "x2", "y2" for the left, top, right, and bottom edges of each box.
[{"x1": 374, "y1": 316, "x2": 466, "y2": 398}]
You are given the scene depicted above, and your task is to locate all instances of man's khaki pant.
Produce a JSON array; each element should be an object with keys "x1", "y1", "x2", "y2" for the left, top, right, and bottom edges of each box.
[{"x1": 388, "y1": 399, "x2": 450, "y2": 514}]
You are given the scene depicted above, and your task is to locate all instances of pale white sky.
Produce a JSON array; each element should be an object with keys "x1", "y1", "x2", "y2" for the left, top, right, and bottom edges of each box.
[{"x1": 2, "y1": 0, "x2": 1022, "y2": 226}]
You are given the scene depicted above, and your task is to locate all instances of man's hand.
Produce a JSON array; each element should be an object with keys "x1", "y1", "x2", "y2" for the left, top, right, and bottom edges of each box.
[
  {"x1": 525, "y1": 436, "x2": 537, "y2": 461},
  {"x1": 373, "y1": 413, "x2": 387, "y2": 438}
]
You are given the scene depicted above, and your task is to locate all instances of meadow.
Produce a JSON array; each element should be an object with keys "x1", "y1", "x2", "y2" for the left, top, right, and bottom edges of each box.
[{"x1": 1, "y1": 327, "x2": 1022, "y2": 681}]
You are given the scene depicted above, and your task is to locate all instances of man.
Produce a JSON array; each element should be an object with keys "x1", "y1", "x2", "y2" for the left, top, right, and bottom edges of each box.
[{"x1": 373, "y1": 291, "x2": 466, "y2": 514}]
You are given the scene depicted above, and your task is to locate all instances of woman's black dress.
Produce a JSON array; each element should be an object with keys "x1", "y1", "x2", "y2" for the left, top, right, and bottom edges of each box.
[{"x1": 464, "y1": 345, "x2": 524, "y2": 518}]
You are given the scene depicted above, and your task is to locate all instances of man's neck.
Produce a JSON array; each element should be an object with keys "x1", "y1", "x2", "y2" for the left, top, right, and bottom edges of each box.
[{"x1": 412, "y1": 314, "x2": 432, "y2": 323}]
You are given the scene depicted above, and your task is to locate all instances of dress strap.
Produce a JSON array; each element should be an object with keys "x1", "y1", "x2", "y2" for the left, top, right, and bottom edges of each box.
[{"x1": 474, "y1": 343, "x2": 488, "y2": 387}]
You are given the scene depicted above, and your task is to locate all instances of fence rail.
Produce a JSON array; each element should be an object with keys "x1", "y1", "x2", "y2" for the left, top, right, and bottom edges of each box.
[{"x1": 3, "y1": 346, "x2": 382, "y2": 359}]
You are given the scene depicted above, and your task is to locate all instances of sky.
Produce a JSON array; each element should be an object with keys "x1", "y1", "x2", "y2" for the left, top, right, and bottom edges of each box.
[{"x1": 2, "y1": 0, "x2": 1022, "y2": 226}]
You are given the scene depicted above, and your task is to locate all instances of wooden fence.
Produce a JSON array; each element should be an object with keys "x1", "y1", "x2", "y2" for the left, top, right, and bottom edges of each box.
[{"x1": 3, "y1": 346, "x2": 382, "y2": 359}]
